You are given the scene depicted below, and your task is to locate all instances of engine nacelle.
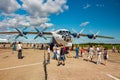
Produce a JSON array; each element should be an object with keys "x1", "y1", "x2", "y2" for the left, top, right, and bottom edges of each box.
[
  {"x1": 88, "y1": 34, "x2": 96, "y2": 39},
  {"x1": 72, "y1": 33, "x2": 80, "y2": 38},
  {"x1": 38, "y1": 32, "x2": 43, "y2": 37},
  {"x1": 72, "y1": 33, "x2": 77, "y2": 37}
]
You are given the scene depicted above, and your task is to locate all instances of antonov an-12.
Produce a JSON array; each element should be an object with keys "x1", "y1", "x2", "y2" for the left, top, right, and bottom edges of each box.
[{"x1": 0, "y1": 27, "x2": 114, "y2": 46}]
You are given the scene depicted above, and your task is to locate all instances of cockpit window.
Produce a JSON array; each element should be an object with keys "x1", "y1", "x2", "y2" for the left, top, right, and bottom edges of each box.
[
  {"x1": 57, "y1": 31, "x2": 61, "y2": 34},
  {"x1": 57, "y1": 30, "x2": 71, "y2": 35}
]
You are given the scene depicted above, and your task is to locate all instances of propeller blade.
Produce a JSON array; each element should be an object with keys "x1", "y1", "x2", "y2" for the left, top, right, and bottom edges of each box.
[
  {"x1": 79, "y1": 28, "x2": 85, "y2": 33},
  {"x1": 35, "y1": 27, "x2": 39, "y2": 32},
  {"x1": 43, "y1": 36, "x2": 47, "y2": 40},
  {"x1": 95, "y1": 38, "x2": 101, "y2": 43},
  {"x1": 42, "y1": 27, "x2": 47, "y2": 32},
  {"x1": 72, "y1": 28, "x2": 77, "y2": 33},
  {"x1": 34, "y1": 35, "x2": 39, "y2": 39},
  {"x1": 15, "y1": 28, "x2": 21, "y2": 33},
  {"x1": 23, "y1": 35, "x2": 28, "y2": 39},
  {"x1": 90, "y1": 30, "x2": 95, "y2": 34},
  {"x1": 15, "y1": 35, "x2": 20, "y2": 39},
  {"x1": 96, "y1": 31, "x2": 100, "y2": 35}
]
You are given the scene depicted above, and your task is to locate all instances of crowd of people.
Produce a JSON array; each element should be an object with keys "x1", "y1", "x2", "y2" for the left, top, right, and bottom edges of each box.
[
  {"x1": 10, "y1": 42, "x2": 119, "y2": 66},
  {"x1": 75, "y1": 45, "x2": 109, "y2": 65},
  {"x1": 11, "y1": 42, "x2": 23, "y2": 59},
  {"x1": 48, "y1": 44, "x2": 110, "y2": 66},
  {"x1": 52, "y1": 44, "x2": 66, "y2": 66}
]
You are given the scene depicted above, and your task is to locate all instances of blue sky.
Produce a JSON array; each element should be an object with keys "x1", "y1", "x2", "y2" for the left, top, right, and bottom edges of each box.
[
  {"x1": 50, "y1": 0, "x2": 120, "y2": 36},
  {"x1": 0, "y1": 0, "x2": 120, "y2": 43}
]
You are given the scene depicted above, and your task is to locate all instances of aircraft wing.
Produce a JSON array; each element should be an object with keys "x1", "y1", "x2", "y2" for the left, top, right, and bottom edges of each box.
[
  {"x1": 0, "y1": 32, "x2": 52, "y2": 35},
  {"x1": 26, "y1": 32, "x2": 52, "y2": 35},
  {"x1": 79, "y1": 34, "x2": 114, "y2": 39},
  {"x1": 0, "y1": 32, "x2": 19, "y2": 34},
  {"x1": 79, "y1": 34, "x2": 88, "y2": 36},
  {"x1": 96, "y1": 35, "x2": 114, "y2": 39}
]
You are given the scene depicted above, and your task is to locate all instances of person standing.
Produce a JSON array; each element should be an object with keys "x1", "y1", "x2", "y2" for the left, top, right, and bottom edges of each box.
[
  {"x1": 47, "y1": 45, "x2": 51, "y2": 64},
  {"x1": 57, "y1": 45, "x2": 61, "y2": 66},
  {"x1": 87, "y1": 45, "x2": 94, "y2": 61},
  {"x1": 52, "y1": 44, "x2": 57, "y2": 60},
  {"x1": 96, "y1": 45, "x2": 102, "y2": 64},
  {"x1": 80, "y1": 47, "x2": 85, "y2": 59},
  {"x1": 112, "y1": 46, "x2": 116, "y2": 53},
  {"x1": 103, "y1": 47, "x2": 108, "y2": 65},
  {"x1": 75, "y1": 45, "x2": 79, "y2": 58},
  {"x1": 17, "y1": 42, "x2": 23, "y2": 59},
  {"x1": 12, "y1": 42, "x2": 16, "y2": 54},
  {"x1": 60, "y1": 45, "x2": 66, "y2": 66}
]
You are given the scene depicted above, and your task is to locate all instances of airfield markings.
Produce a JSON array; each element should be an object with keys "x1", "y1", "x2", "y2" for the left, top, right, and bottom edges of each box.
[
  {"x1": 0, "y1": 62, "x2": 42, "y2": 71},
  {"x1": 106, "y1": 74, "x2": 120, "y2": 80}
]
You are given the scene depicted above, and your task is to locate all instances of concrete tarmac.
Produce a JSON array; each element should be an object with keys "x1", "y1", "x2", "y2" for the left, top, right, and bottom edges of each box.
[{"x1": 0, "y1": 48, "x2": 120, "y2": 80}]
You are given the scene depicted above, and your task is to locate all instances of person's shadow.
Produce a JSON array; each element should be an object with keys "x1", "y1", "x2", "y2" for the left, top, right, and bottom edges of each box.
[
  {"x1": 19, "y1": 56, "x2": 25, "y2": 59},
  {"x1": 83, "y1": 59, "x2": 96, "y2": 64}
]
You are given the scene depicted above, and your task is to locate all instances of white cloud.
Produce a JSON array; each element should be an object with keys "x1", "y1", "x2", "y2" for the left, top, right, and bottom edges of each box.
[
  {"x1": 0, "y1": 18, "x2": 17, "y2": 28},
  {"x1": 40, "y1": 23, "x2": 54, "y2": 28},
  {"x1": 18, "y1": 21, "x2": 30, "y2": 27},
  {"x1": 0, "y1": 13, "x2": 50, "y2": 28},
  {"x1": 0, "y1": 0, "x2": 68, "y2": 30},
  {"x1": 0, "y1": 0, "x2": 21, "y2": 13},
  {"x1": 21, "y1": 0, "x2": 68, "y2": 17},
  {"x1": 83, "y1": 4, "x2": 91, "y2": 9},
  {"x1": 27, "y1": 17, "x2": 50, "y2": 26},
  {"x1": 80, "y1": 21, "x2": 90, "y2": 27}
]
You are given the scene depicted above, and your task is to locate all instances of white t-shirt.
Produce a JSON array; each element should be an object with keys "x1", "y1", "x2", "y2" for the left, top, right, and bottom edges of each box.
[
  {"x1": 17, "y1": 44, "x2": 22, "y2": 50},
  {"x1": 89, "y1": 47, "x2": 94, "y2": 54},
  {"x1": 97, "y1": 47, "x2": 99, "y2": 52},
  {"x1": 48, "y1": 48, "x2": 50, "y2": 53},
  {"x1": 97, "y1": 47, "x2": 102, "y2": 55},
  {"x1": 57, "y1": 47, "x2": 60, "y2": 55},
  {"x1": 56, "y1": 47, "x2": 60, "y2": 59}
]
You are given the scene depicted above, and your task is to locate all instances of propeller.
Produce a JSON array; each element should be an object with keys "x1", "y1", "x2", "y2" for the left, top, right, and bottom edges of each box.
[
  {"x1": 72, "y1": 28, "x2": 85, "y2": 38},
  {"x1": 72, "y1": 28, "x2": 84, "y2": 38},
  {"x1": 15, "y1": 27, "x2": 28, "y2": 39},
  {"x1": 89, "y1": 30, "x2": 100, "y2": 39},
  {"x1": 72, "y1": 28, "x2": 85, "y2": 41},
  {"x1": 34, "y1": 27, "x2": 47, "y2": 40},
  {"x1": 90, "y1": 30, "x2": 100, "y2": 35}
]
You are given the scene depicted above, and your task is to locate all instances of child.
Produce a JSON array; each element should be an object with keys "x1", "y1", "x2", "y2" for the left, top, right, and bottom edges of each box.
[{"x1": 80, "y1": 47, "x2": 85, "y2": 59}]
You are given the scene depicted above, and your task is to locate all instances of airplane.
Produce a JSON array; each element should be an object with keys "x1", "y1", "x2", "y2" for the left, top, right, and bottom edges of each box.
[{"x1": 0, "y1": 27, "x2": 114, "y2": 46}]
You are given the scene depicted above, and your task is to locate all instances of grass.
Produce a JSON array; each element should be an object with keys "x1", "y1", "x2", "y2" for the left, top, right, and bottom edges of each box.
[{"x1": 73, "y1": 43, "x2": 120, "y2": 50}]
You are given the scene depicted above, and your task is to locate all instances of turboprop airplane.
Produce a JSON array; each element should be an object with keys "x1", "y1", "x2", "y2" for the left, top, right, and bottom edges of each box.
[{"x1": 0, "y1": 27, "x2": 114, "y2": 46}]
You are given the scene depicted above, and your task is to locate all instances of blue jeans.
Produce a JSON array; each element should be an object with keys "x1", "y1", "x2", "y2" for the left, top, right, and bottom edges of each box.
[
  {"x1": 53, "y1": 52, "x2": 57, "y2": 59},
  {"x1": 76, "y1": 52, "x2": 79, "y2": 58}
]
